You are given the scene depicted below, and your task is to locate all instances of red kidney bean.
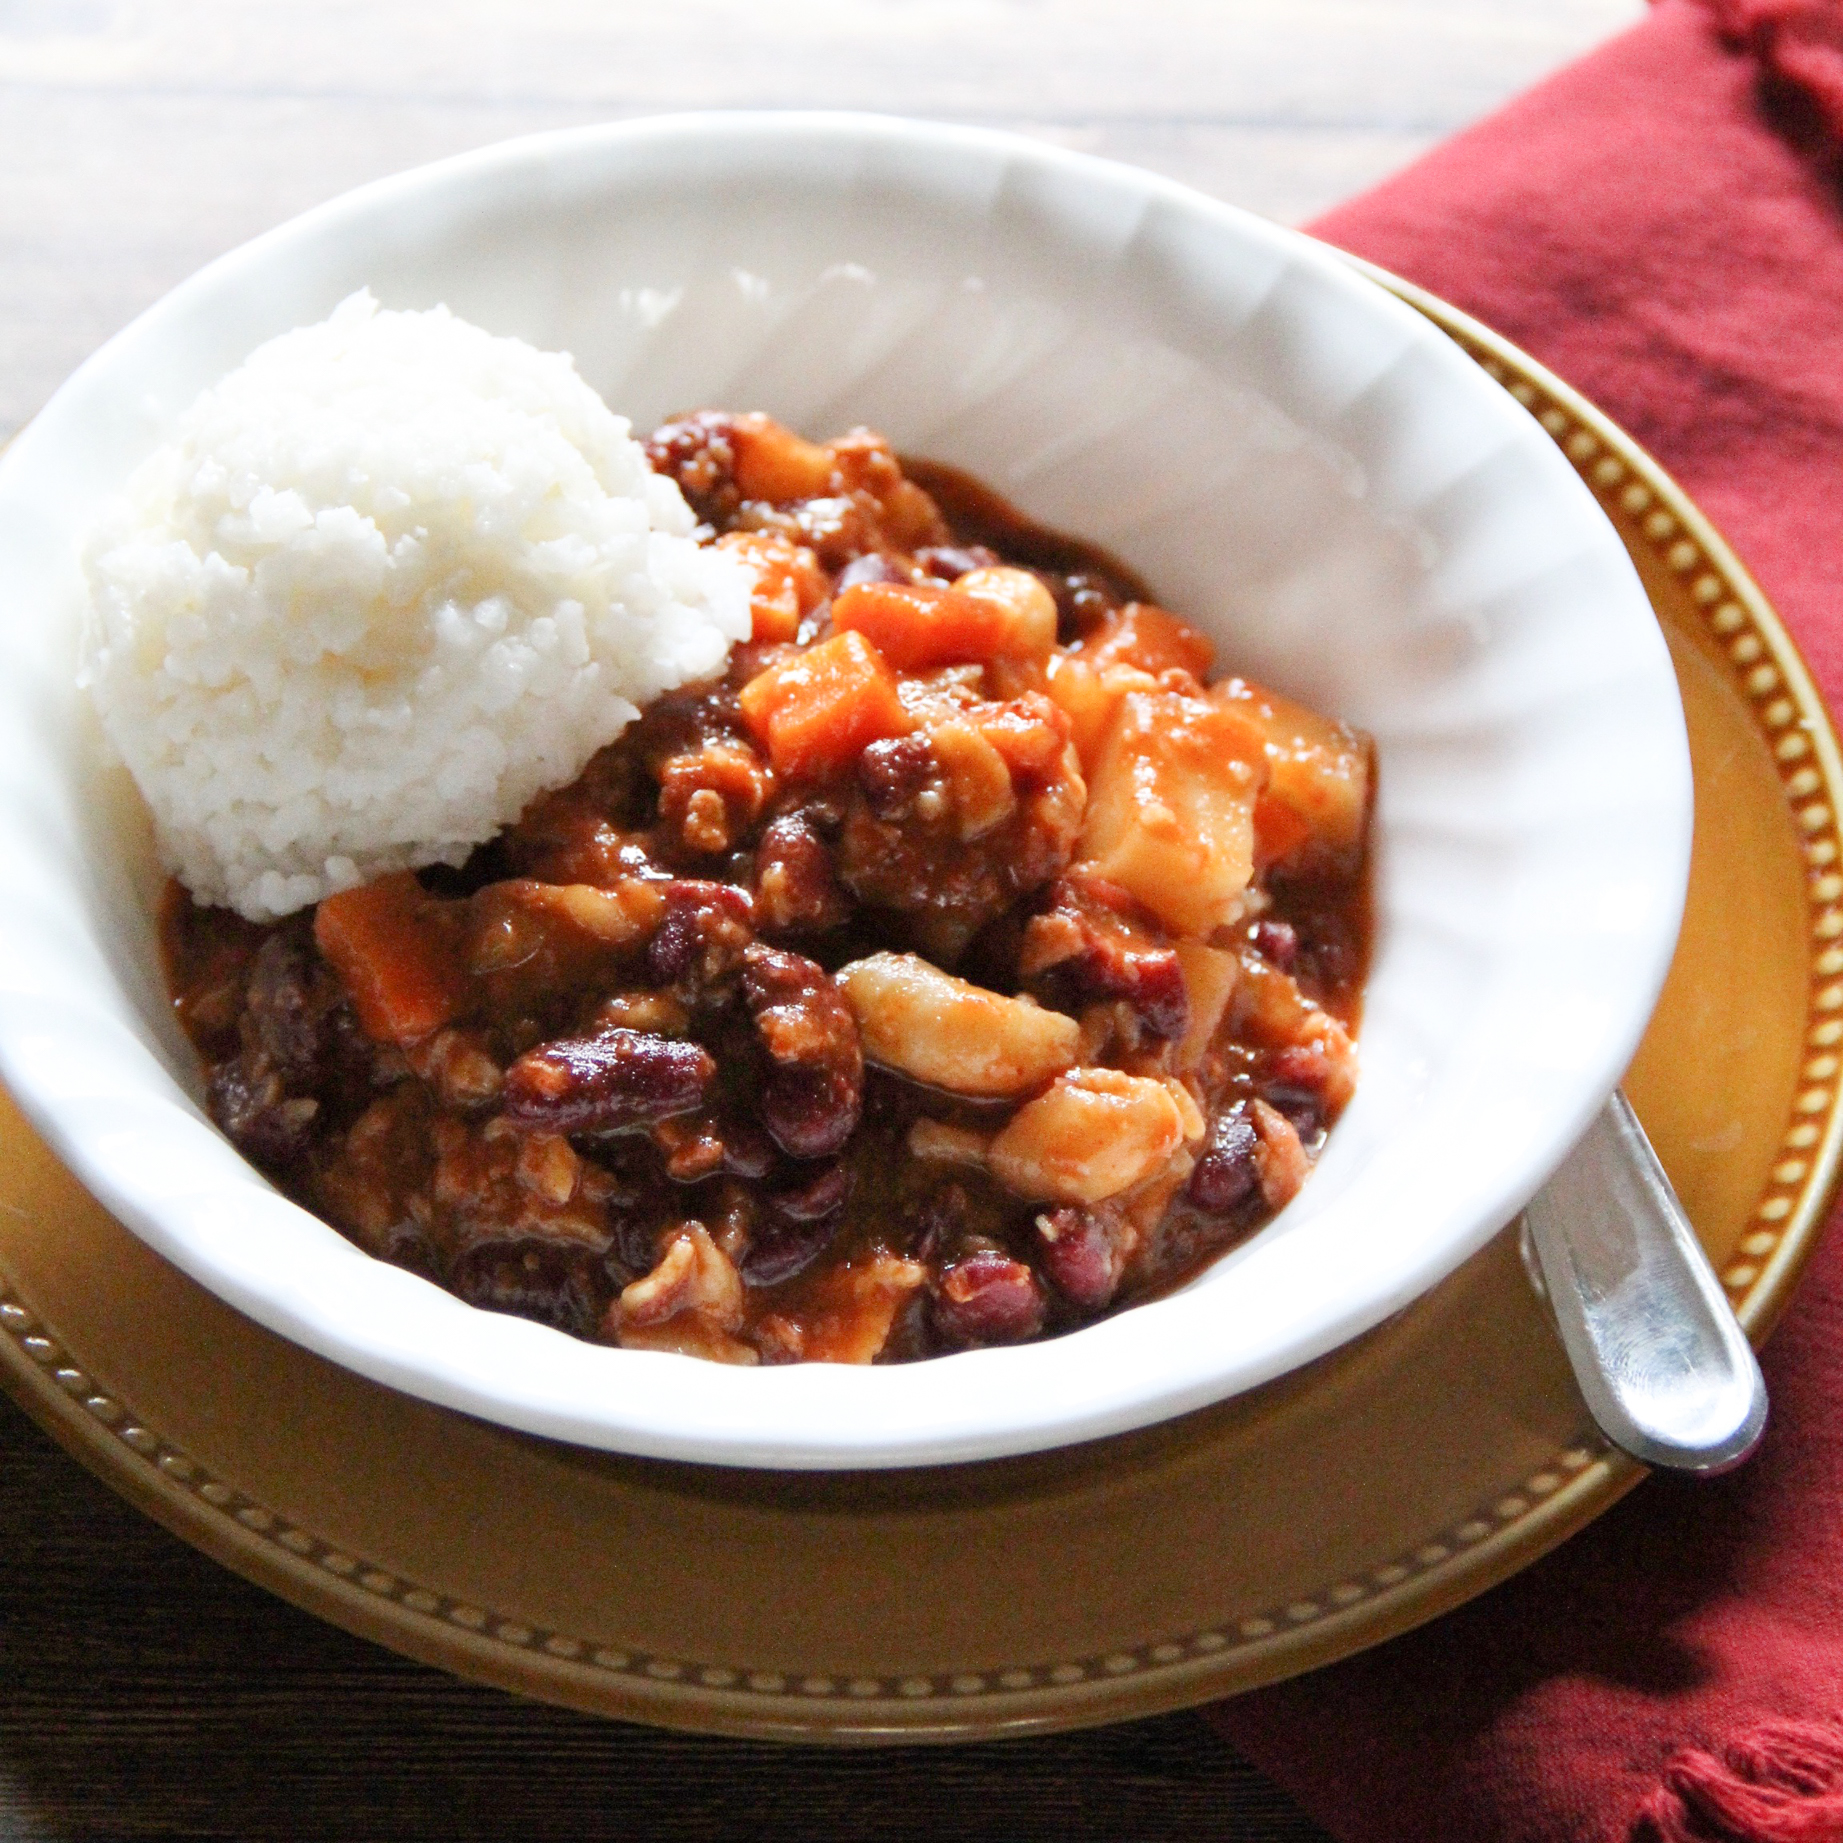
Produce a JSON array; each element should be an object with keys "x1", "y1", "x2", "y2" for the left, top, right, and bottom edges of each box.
[
  {"x1": 208, "y1": 1056, "x2": 320, "y2": 1167},
  {"x1": 858, "y1": 733, "x2": 939, "y2": 820},
  {"x1": 740, "y1": 1217, "x2": 837, "y2": 1288},
  {"x1": 1121, "y1": 952, "x2": 1190, "y2": 1042},
  {"x1": 1261, "y1": 1084, "x2": 1323, "y2": 1141},
  {"x1": 761, "y1": 1069, "x2": 856, "y2": 1163},
  {"x1": 932, "y1": 1251, "x2": 1047, "y2": 1347},
  {"x1": 910, "y1": 1182, "x2": 971, "y2": 1267},
  {"x1": 1045, "y1": 569, "x2": 1126, "y2": 641},
  {"x1": 651, "y1": 1110, "x2": 780, "y2": 1184},
  {"x1": 1186, "y1": 1105, "x2": 1261, "y2": 1213},
  {"x1": 914, "y1": 544, "x2": 999, "y2": 582},
  {"x1": 1034, "y1": 1204, "x2": 1128, "y2": 1311},
  {"x1": 1251, "y1": 918, "x2": 1299, "y2": 971},
  {"x1": 769, "y1": 1160, "x2": 851, "y2": 1223},
  {"x1": 643, "y1": 412, "x2": 742, "y2": 527},
  {"x1": 741, "y1": 945, "x2": 863, "y2": 1159},
  {"x1": 610, "y1": 1209, "x2": 663, "y2": 1279},
  {"x1": 446, "y1": 1241, "x2": 605, "y2": 1339},
  {"x1": 836, "y1": 551, "x2": 909, "y2": 590},
  {"x1": 646, "y1": 880, "x2": 754, "y2": 992},
  {"x1": 502, "y1": 1030, "x2": 715, "y2": 1132},
  {"x1": 717, "y1": 1117, "x2": 777, "y2": 1181},
  {"x1": 754, "y1": 813, "x2": 849, "y2": 935},
  {"x1": 1025, "y1": 889, "x2": 1190, "y2": 1042},
  {"x1": 244, "y1": 933, "x2": 332, "y2": 1081}
]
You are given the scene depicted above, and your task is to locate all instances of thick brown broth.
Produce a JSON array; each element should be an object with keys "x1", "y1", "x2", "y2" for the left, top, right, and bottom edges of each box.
[{"x1": 163, "y1": 411, "x2": 1373, "y2": 1366}]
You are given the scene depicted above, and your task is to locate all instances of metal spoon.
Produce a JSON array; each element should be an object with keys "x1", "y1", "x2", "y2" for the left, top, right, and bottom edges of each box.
[{"x1": 1521, "y1": 1090, "x2": 1768, "y2": 1473}]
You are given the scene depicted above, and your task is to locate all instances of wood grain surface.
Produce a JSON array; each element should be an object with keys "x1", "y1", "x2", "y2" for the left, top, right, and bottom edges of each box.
[
  {"x1": 1, "y1": 1, "x2": 1642, "y2": 1836},
  {"x1": 0, "y1": 1395, "x2": 1335, "y2": 1842}
]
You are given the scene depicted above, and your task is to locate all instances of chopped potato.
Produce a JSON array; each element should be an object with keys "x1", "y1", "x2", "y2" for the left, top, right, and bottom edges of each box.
[
  {"x1": 1234, "y1": 951, "x2": 1359, "y2": 1109},
  {"x1": 616, "y1": 1223, "x2": 759, "y2": 1364},
  {"x1": 838, "y1": 951, "x2": 1082, "y2": 1097},
  {"x1": 471, "y1": 878, "x2": 664, "y2": 958},
  {"x1": 1171, "y1": 939, "x2": 1240, "y2": 1074},
  {"x1": 972, "y1": 691, "x2": 1075, "y2": 778},
  {"x1": 988, "y1": 1067, "x2": 1190, "y2": 1203},
  {"x1": 728, "y1": 412, "x2": 839, "y2": 502},
  {"x1": 797, "y1": 1255, "x2": 930, "y2": 1363},
  {"x1": 464, "y1": 877, "x2": 665, "y2": 1020},
  {"x1": 953, "y1": 567, "x2": 1059, "y2": 659},
  {"x1": 1043, "y1": 653, "x2": 1159, "y2": 769},
  {"x1": 1249, "y1": 1098, "x2": 1311, "y2": 1210},
  {"x1": 907, "y1": 1119, "x2": 993, "y2": 1167},
  {"x1": 1253, "y1": 791, "x2": 1314, "y2": 870},
  {"x1": 1044, "y1": 601, "x2": 1227, "y2": 774},
  {"x1": 1162, "y1": 1075, "x2": 1207, "y2": 1145},
  {"x1": 1076, "y1": 689, "x2": 1267, "y2": 937},
  {"x1": 620, "y1": 1222, "x2": 744, "y2": 1327},
  {"x1": 1213, "y1": 677, "x2": 1372, "y2": 861},
  {"x1": 928, "y1": 718, "x2": 1019, "y2": 840}
]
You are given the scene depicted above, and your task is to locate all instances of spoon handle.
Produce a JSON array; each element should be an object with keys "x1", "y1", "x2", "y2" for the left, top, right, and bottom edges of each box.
[{"x1": 1522, "y1": 1090, "x2": 1768, "y2": 1474}]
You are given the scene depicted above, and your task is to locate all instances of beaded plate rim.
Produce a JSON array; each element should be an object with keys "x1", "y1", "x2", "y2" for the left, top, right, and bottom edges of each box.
[{"x1": 1, "y1": 267, "x2": 1837, "y2": 1742}]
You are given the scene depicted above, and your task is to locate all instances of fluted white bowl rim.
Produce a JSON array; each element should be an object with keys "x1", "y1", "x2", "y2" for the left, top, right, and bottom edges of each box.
[{"x1": 0, "y1": 113, "x2": 1692, "y2": 1468}]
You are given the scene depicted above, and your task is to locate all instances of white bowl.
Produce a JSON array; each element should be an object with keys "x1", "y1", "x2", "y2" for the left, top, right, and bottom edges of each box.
[{"x1": 0, "y1": 114, "x2": 1691, "y2": 1469}]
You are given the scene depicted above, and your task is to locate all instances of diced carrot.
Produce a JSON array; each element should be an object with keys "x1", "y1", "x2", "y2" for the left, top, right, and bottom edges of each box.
[
  {"x1": 737, "y1": 630, "x2": 911, "y2": 781},
  {"x1": 1082, "y1": 602, "x2": 1215, "y2": 682},
  {"x1": 314, "y1": 873, "x2": 469, "y2": 1046},
  {"x1": 728, "y1": 413, "x2": 839, "y2": 502},
  {"x1": 716, "y1": 529, "x2": 827, "y2": 642},
  {"x1": 833, "y1": 578, "x2": 1043, "y2": 670},
  {"x1": 1253, "y1": 791, "x2": 1314, "y2": 869}
]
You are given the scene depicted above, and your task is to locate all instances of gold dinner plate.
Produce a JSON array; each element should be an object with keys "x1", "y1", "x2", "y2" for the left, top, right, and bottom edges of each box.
[{"x1": 2, "y1": 281, "x2": 1839, "y2": 1743}]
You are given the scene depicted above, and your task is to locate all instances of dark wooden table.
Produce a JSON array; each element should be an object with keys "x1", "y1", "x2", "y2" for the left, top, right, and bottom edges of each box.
[
  {"x1": 1, "y1": 2, "x2": 1641, "y2": 1834},
  {"x1": 0, "y1": 1396, "x2": 1335, "y2": 1841}
]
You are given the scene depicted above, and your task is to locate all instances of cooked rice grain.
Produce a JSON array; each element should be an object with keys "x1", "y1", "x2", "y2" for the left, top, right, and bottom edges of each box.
[{"x1": 81, "y1": 292, "x2": 750, "y2": 919}]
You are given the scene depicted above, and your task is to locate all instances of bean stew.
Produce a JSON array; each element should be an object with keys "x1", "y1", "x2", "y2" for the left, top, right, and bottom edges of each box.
[{"x1": 163, "y1": 412, "x2": 1373, "y2": 1366}]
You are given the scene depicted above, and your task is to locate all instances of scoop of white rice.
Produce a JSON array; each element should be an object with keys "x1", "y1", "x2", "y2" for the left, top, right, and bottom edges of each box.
[{"x1": 81, "y1": 291, "x2": 750, "y2": 920}]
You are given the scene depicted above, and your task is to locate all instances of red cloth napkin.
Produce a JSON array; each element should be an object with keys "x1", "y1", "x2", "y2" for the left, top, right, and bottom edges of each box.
[{"x1": 1207, "y1": 6, "x2": 1843, "y2": 1840}]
